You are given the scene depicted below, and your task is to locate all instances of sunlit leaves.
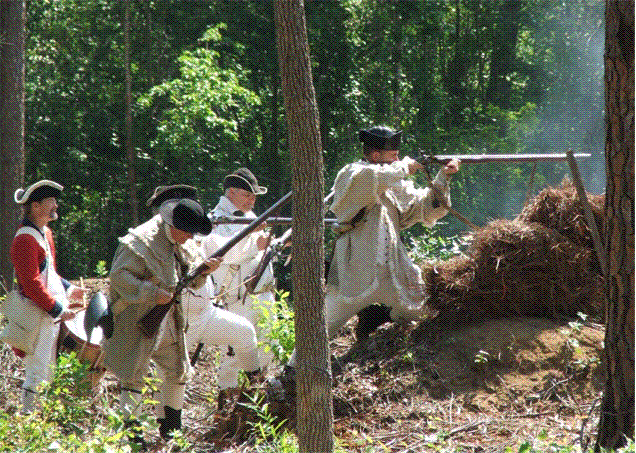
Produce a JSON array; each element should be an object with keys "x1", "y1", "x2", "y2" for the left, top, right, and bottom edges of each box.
[{"x1": 139, "y1": 24, "x2": 260, "y2": 166}]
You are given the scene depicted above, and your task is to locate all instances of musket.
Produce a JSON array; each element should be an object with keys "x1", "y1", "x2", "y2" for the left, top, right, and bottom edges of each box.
[
  {"x1": 418, "y1": 151, "x2": 591, "y2": 230},
  {"x1": 210, "y1": 215, "x2": 339, "y2": 226},
  {"x1": 240, "y1": 191, "x2": 335, "y2": 299},
  {"x1": 138, "y1": 191, "x2": 293, "y2": 339},
  {"x1": 191, "y1": 191, "x2": 332, "y2": 366},
  {"x1": 420, "y1": 152, "x2": 591, "y2": 165}
]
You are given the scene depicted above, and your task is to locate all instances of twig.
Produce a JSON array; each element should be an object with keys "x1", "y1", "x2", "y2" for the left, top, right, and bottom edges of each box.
[
  {"x1": 539, "y1": 375, "x2": 574, "y2": 406},
  {"x1": 439, "y1": 419, "x2": 489, "y2": 441},
  {"x1": 578, "y1": 396, "x2": 602, "y2": 451},
  {"x1": 0, "y1": 374, "x2": 24, "y2": 383},
  {"x1": 508, "y1": 411, "x2": 555, "y2": 418}
]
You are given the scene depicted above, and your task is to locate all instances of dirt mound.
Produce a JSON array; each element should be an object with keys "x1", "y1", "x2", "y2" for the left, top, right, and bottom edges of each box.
[
  {"x1": 326, "y1": 316, "x2": 605, "y2": 451},
  {"x1": 201, "y1": 313, "x2": 605, "y2": 452}
]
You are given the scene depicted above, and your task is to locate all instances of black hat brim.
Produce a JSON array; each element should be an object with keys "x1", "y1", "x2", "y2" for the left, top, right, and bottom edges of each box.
[{"x1": 160, "y1": 199, "x2": 212, "y2": 236}]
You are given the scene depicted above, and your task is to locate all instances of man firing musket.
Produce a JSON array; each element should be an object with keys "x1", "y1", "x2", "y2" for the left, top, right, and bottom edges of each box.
[
  {"x1": 279, "y1": 125, "x2": 460, "y2": 370},
  {"x1": 275, "y1": 126, "x2": 593, "y2": 372}
]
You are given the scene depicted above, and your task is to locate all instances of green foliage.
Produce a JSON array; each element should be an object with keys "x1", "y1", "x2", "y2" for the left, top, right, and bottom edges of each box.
[
  {"x1": 95, "y1": 260, "x2": 108, "y2": 278},
  {"x1": 239, "y1": 392, "x2": 350, "y2": 453},
  {"x1": 0, "y1": 352, "x2": 154, "y2": 452},
  {"x1": 240, "y1": 392, "x2": 291, "y2": 451},
  {"x1": 407, "y1": 224, "x2": 467, "y2": 265},
  {"x1": 56, "y1": 189, "x2": 115, "y2": 278},
  {"x1": 255, "y1": 291, "x2": 295, "y2": 365},
  {"x1": 40, "y1": 352, "x2": 92, "y2": 430},
  {"x1": 504, "y1": 435, "x2": 635, "y2": 453},
  {"x1": 19, "y1": 0, "x2": 606, "y2": 283},
  {"x1": 473, "y1": 350, "x2": 491, "y2": 365},
  {"x1": 138, "y1": 24, "x2": 261, "y2": 164}
]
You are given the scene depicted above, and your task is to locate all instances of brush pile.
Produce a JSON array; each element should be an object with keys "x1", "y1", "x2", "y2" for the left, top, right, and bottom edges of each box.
[{"x1": 423, "y1": 178, "x2": 605, "y2": 324}]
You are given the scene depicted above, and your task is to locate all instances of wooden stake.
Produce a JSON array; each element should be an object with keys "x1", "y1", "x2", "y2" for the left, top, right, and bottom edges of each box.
[{"x1": 566, "y1": 150, "x2": 607, "y2": 276}]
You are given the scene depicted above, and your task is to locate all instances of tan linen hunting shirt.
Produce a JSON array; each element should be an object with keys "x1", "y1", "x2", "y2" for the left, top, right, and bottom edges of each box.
[
  {"x1": 328, "y1": 156, "x2": 451, "y2": 310},
  {"x1": 102, "y1": 215, "x2": 207, "y2": 386}
]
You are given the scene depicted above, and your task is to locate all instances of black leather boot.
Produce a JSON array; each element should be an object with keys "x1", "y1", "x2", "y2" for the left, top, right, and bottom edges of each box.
[
  {"x1": 158, "y1": 406, "x2": 182, "y2": 440},
  {"x1": 355, "y1": 304, "x2": 393, "y2": 340}
]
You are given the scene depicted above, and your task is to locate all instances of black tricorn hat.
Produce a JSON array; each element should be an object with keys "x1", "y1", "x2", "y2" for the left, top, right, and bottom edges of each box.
[
  {"x1": 14, "y1": 180, "x2": 63, "y2": 204},
  {"x1": 159, "y1": 198, "x2": 212, "y2": 236},
  {"x1": 223, "y1": 168, "x2": 267, "y2": 195},
  {"x1": 359, "y1": 126, "x2": 402, "y2": 151},
  {"x1": 146, "y1": 184, "x2": 198, "y2": 208}
]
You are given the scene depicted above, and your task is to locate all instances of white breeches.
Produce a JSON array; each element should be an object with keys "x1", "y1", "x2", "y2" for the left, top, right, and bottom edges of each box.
[
  {"x1": 223, "y1": 291, "x2": 276, "y2": 372},
  {"x1": 289, "y1": 266, "x2": 427, "y2": 367},
  {"x1": 187, "y1": 304, "x2": 260, "y2": 391},
  {"x1": 22, "y1": 316, "x2": 59, "y2": 392},
  {"x1": 153, "y1": 367, "x2": 186, "y2": 419}
]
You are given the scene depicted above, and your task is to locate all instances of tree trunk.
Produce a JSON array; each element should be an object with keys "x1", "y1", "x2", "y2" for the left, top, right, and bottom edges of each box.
[
  {"x1": 0, "y1": 0, "x2": 25, "y2": 289},
  {"x1": 596, "y1": 0, "x2": 635, "y2": 450},
  {"x1": 485, "y1": 0, "x2": 522, "y2": 109},
  {"x1": 124, "y1": 0, "x2": 138, "y2": 226},
  {"x1": 274, "y1": 1, "x2": 333, "y2": 452}
]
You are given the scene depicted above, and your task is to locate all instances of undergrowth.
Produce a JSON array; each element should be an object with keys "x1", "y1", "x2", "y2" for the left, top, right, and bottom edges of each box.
[
  {"x1": 256, "y1": 290, "x2": 295, "y2": 365},
  {"x1": 0, "y1": 330, "x2": 630, "y2": 453},
  {"x1": 0, "y1": 352, "x2": 155, "y2": 452}
]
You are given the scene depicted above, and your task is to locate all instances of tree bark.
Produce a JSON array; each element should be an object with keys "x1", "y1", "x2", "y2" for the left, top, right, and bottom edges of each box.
[
  {"x1": 596, "y1": 0, "x2": 635, "y2": 450},
  {"x1": 274, "y1": 1, "x2": 333, "y2": 452},
  {"x1": 0, "y1": 0, "x2": 25, "y2": 288},
  {"x1": 124, "y1": 0, "x2": 138, "y2": 226}
]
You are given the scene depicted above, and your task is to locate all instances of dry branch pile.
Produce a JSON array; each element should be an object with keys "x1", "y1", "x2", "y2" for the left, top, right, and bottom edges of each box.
[
  {"x1": 423, "y1": 179, "x2": 605, "y2": 325},
  {"x1": 517, "y1": 176, "x2": 605, "y2": 249}
]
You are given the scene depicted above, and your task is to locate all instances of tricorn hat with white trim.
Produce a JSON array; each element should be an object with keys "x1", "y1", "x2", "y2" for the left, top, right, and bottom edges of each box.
[
  {"x1": 146, "y1": 184, "x2": 198, "y2": 208},
  {"x1": 223, "y1": 168, "x2": 267, "y2": 195},
  {"x1": 14, "y1": 180, "x2": 63, "y2": 205}
]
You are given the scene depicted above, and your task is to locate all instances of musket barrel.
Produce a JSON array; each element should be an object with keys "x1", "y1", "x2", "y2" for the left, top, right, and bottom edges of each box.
[
  {"x1": 211, "y1": 216, "x2": 339, "y2": 225},
  {"x1": 209, "y1": 191, "x2": 293, "y2": 259},
  {"x1": 422, "y1": 152, "x2": 591, "y2": 164}
]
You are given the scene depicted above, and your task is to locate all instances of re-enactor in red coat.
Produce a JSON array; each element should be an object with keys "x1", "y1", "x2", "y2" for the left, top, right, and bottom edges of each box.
[{"x1": 10, "y1": 180, "x2": 86, "y2": 413}]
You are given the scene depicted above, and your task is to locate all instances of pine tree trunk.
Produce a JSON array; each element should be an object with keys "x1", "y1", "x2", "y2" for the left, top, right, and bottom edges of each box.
[
  {"x1": 596, "y1": 0, "x2": 635, "y2": 449},
  {"x1": 0, "y1": 0, "x2": 25, "y2": 287},
  {"x1": 274, "y1": 1, "x2": 333, "y2": 452}
]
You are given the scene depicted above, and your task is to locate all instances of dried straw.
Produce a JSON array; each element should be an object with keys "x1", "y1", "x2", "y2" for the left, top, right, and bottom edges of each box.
[
  {"x1": 516, "y1": 176, "x2": 605, "y2": 249},
  {"x1": 422, "y1": 179, "x2": 605, "y2": 325}
]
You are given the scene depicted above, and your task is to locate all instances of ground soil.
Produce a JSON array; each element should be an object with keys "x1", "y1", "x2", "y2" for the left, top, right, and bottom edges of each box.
[
  {"x1": 190, "y1": 309, "x2": 605, "y2": 453},
  {"x1": 328, "y1": 315, "x2": 605, "y2": 453},
  {"x1": 0, "y1": 277, "x2": 605, "y2": 453}
]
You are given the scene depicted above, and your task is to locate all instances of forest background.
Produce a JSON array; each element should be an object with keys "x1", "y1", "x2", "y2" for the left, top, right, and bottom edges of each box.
[{"x1": 18, "y1": 0, "x2": 605, "y2": 281}]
